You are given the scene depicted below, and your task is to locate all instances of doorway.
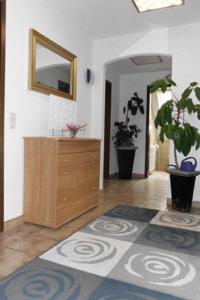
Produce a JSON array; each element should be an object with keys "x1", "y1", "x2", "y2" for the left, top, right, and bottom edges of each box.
[
  {"x1": 104, "y1": 54, "x2": 172, "y2": 183},
  {"x1": 0, "y1": 0, "x2": 5, "y2": 232},
  {"x1": 103, "y1": 80, "x2": 112, "y2": 178},
  {"x1": 145, "y1": 86, "x2": 170, "y2": 177}
]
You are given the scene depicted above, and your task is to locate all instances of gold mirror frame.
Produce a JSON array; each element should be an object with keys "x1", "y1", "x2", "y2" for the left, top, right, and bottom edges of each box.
[{"x1": 29, "y1": 29, "x2": 77, "y2": 100}]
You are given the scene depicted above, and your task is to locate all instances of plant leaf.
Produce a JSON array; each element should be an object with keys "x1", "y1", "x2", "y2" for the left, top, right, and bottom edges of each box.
[
  {"x1": 190, "y1": 82, "x2": 198, "y2": 87},
  {"x1": 181, "y1": 87, "x2": 192, "y2": 100},
  {"x1": 165, "y1": 124, "x2": 175, "y2": 139},
  {"x1": 173, "y1": 128, "x2": 184, "y2": 153},
  {"x1": 159, "y1": 128, "x2": 165, "y2": 143},
  {"x1": 195, "y1": 87, "x2": 200, "y2": 101},
  {"x1": 166, "y1": 77, "x2": 176, "y2": 87},
  {"x1": 195, "y1": 133, "x2": 200, "y2": 150}
]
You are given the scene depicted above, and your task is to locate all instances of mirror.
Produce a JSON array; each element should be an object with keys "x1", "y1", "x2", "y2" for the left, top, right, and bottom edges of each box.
[{"x1": 29, "y1": 29, "x2": 77, "y2": 100}]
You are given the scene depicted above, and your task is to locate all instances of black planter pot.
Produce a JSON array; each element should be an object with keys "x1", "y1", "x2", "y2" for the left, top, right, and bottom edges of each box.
[
  {"x1": 116, "y1": 147, "x2": 137, "y2": 179},
  {"x1": 168, "y1": 169, "x2": 200, "y2": 212}
]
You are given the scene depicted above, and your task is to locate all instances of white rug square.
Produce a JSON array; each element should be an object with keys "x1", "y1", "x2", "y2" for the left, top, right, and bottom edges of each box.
[{"x1": 40, "y1": 231, "x2": 132, "y2": 277}]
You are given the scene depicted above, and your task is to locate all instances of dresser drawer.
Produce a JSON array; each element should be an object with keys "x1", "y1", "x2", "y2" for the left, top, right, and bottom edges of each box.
[
  {"x1": 57, "y1": 152, "x2": 99, "y2": 171},
  {"x1": 56, "y1": 192, "x2": 98, "y2": 226},
  {"x1": 57, "y1": 169, "x2": 99, "y2": 190},
  {"x1": 57, "y1": 174, "x2": 98, "y2": 208},
  {"x1": 58, "y1": 140, "x2": 100, "y2": 154}
]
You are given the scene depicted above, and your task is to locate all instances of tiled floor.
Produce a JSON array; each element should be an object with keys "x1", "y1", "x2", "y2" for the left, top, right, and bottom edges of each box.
[{"x1": 0, "y1": 171, "x2": 169, "y2": 279}]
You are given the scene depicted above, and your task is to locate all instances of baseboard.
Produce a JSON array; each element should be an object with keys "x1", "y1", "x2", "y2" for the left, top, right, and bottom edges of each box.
[
  {"x1": 4, "y1": 215, "x2": 24, "y2": 232},
  {"x1": 167, "y1": 198, "x2": 200, "y2": 214},
  {"x1": 132, "y1": 173, "x2": 145, "y2": 179},
  {"x1": 108, "y1": 173, "x2": 118, "y2": 179},
  {"x1": 108, "y1": 173, "x2": 145, "y2": 179}
]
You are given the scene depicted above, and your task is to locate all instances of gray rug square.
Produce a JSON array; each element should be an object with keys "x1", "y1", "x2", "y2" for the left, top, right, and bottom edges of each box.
[
  {"x1": 135, "y1": 224, "x2": 200, "y2": 257},
  {"x1": 108, "y1": 243, "x2": 200, "y2": 300},
  {"x1": 81, "y1": 215, "x2": 147, "y2": 242}
]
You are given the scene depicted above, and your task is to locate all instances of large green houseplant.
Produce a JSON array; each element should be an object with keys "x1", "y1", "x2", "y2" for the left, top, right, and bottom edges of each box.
[
  {"x1": 113, "y1": 92, "x2": 144, "y2": 179},
  {"x1": 150, "y1": 76, "x2": 200, "y2": 211}
]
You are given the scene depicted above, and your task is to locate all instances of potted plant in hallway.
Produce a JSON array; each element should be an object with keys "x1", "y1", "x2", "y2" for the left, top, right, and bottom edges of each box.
[
  {"x1": 113, "y1": 92, "x2": 144, "y2": 179},
  {"x1": 150, "y1": 76, "x2": 200, "y2": 212}
]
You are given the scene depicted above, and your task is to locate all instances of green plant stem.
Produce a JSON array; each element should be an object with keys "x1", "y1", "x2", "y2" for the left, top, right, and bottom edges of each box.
[
  {"x1": 174, "y1": 144, "x2": 179, "y2": 169},
  {"x1": 125, "y1": 104, "x2": 129, "y2": 127}
]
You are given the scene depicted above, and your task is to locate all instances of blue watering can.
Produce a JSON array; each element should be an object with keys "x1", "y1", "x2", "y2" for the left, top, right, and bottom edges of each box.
[{"x1": 180, "y1": 157, "x2": 197, "y2": 172}]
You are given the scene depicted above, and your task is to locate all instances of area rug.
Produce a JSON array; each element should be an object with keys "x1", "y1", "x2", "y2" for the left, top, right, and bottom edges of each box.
[{"x1": 1, "y1": 205, "x2": 200, "y2": 299}]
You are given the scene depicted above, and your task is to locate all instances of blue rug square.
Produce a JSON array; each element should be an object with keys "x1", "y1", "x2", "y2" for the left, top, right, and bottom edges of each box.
[
  {"x1": 135, "y1": 223, "x2": 200, "y2": 256},
  {"x1": 87, "y1": 277, "x2": 184, "y2": 300},
  {"x1": 105, "y1": 205, "x2": 158, "y2": 222},
  {"x1": 0, "y1": 258, "x2": 102, "y2": 300}
]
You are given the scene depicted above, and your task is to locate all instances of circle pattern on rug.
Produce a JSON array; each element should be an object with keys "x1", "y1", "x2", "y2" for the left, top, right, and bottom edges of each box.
[
  {"x1": 0, "y1": 268, "x2": 81, "y2": 299},
  {"x1": 89, "y1": 219, "x2": 138, "y2": 236},
  {"x1": 125, "y1": 251, "x2": 196, "y2": 287},
  {"x1": 146, "y1": 227, "x2": 199, "y2": 249},
  {"x1": 57, "y1": 237, "x2": 117, "y2": 264},
  {"x1": 159, "y1": 213, "x2": 200, "y2": 228}
]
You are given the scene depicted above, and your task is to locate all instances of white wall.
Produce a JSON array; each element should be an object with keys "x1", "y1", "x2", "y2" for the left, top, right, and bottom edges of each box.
[
  {"x1": 106, "y1": 65, "x2": 120, "y2": 175},
  {"x1": 119, "y1": 70, "x2": 170, "y2": 175},
  {"x1": 4, "y1": 0, "x2": 94, "y2": 221}
]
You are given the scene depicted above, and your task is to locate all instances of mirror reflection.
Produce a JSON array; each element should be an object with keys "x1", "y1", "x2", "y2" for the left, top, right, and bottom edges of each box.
[{"x1": 36, "y1": 44, "x2": 71, "y2": 93}]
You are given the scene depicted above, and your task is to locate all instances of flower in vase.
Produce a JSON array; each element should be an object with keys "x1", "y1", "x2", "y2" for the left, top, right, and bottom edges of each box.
[{"x1": 65, "y1": 122, "x2": 87, "y2": 137}]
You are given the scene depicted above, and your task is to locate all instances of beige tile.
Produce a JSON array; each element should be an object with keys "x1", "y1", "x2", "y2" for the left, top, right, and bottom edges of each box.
[
  {"x1": 4, "y1": 234, "x2": 57, "y2": 256},
  {"x1": 0, "y1": 231, "x2": 30, "y2": 249},
  {"x1": 0, "y1": 248, "x2": 34, "y2": 277},
  {"x1": 38, "y1": 225, "x2": 78, "y2": 240}
]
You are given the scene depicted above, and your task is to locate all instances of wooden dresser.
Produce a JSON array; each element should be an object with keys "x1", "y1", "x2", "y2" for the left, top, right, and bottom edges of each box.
[{"x1": 23, "y1": 137, "x2": 100, "y2": 228}]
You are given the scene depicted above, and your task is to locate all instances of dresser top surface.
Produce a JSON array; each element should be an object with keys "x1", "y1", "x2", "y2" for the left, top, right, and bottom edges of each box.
[{"x1": 23, "y1": 137, "x2": 100, "y2": 142}]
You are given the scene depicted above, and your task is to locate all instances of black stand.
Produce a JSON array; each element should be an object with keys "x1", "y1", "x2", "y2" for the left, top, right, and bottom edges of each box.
[
  {"x1": 168, "y1": 169, "x2": 200, "y2": 212},
  {"x1": 116, "y1": 147, "x2": 137, "y2": 179}
]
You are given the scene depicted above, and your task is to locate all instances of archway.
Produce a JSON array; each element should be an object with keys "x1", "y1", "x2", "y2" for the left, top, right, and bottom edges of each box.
[{"x1": 92, "y1": 52, "x2": 172, "y2": 189}]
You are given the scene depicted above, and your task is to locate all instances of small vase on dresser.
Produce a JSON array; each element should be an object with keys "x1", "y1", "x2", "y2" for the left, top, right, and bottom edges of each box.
[{"x1": 23, "y1": 137, "x2": 100, "y2": 228}]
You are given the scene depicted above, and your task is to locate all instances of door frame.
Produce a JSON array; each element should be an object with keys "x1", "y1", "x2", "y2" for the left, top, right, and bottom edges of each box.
[
  {"x1": 0, "y1": 0, "x2": 5, "y2": 232},
  {"x1": 144, "y1": 85, "x2": 151, "y2": 178},
  {"x1": 103, "y1": 80, "x2": 112, "y2": 178}
]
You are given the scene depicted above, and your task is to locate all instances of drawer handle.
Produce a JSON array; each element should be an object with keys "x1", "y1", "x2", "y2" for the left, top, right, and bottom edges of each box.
[
  {"x1": 64, "y1": 172, "x2": 69, "y2": 175},
  {"x1": 64, "y1": 159, "x2": 69, "y2": 162},
  {"x1": 65, "y1": 146, "x2": 69, "y2": 149},
  {"x1": 63, "y1": 198, "x2": 67, "y2": 202}
]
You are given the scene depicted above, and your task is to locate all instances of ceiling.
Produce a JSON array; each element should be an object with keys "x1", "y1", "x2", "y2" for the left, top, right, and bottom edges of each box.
[
  {"x1": 108, "y1": 55, "x2": 172, "y2": 75},
  {"x1": 51, "y1": 0, "x2": 200, "y2": 39}
]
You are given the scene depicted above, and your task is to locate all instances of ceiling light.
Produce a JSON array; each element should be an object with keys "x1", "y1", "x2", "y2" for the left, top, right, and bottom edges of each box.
[
  {"x1": 130, "y1": 56, "x2": 163, "y2": 65},
  {"x1": 132, "y1": 0, "x2": 184, "y2": 13}
]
